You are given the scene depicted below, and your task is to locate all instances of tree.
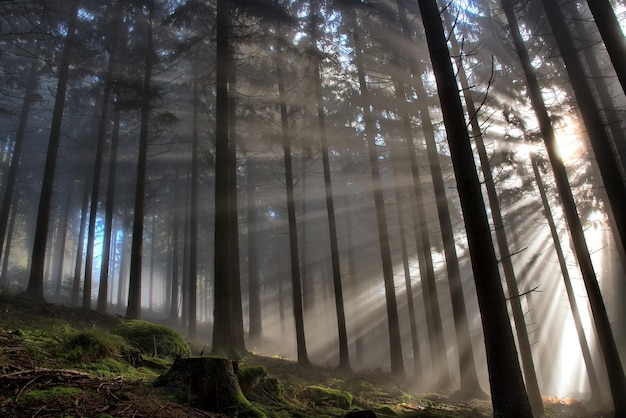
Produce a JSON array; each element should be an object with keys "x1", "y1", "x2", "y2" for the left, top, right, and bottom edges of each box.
[
  {"x1": 501, "y1": 0, "x2": 626, "y2": 413},
  {"x1": 0, "y1": 53, "x2": 39, "y2": 268},
  {"x1": 97, "y1": 105, "x2": 122, "y2": 314},
  {"x1": 309, "y1": 0, "x2": 350, "y2": 371},
  {"x1": 84, "y1": 0, "x2": 124, "y2": 310},
  {"x1": 540, "y1": 0, "x2": 626, "y2": 267},
  {"x1": 417, "y1": 0, "x2": 533, "y2": 416},
  {"x1": 342, "y1": 1, "x2": 404, "y2": 377},
  {"x1": 23, "y1": 1, "x2": 79, "y2": 302},
  {"x1": 212, "y1": 0, "x2": 236, "y2": 356},
  {"x1": 126, "y1": 0, "x2": 156, "y2": 319},
  {"x1": 585, "y1": 0, "x2": 626, "y2": 95},
  {"x1": 274, "y1": 18, "x2": 310, "y2": 366},
  {"x1": 445, "y1": 14, "x2": 542, "y2": 411},
  {"x1": 530, "y1": 154, "x2": 603, "y2": 406}
]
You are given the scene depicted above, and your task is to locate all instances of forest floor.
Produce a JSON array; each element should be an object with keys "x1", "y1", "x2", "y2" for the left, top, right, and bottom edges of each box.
[{"x1": 0, "y1": 292, "x2": 614, "y2": 418}]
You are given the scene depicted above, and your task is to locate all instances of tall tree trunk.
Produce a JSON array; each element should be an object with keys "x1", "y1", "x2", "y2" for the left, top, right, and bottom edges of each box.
[
  {"x1": 212, "y1": 0, "x2": 236, "y2": 356},
  {"x1": 148, "y1": 216, "x2": 156, "y2": 313},
  {"x1": 541, "y1": 0, "x2": 626, "y2": 268},
  {"x1": 97, "y1": 106, "x2": 121, "y2": 314},
  {"x1": 446, "y1": 24, "x2": 543, "y2": 410},
  {"x1": 346, "y1": 6, "x2": 404, "y2": 377},
  {"x1": 570, "y1": 11, "x2": 626, "y2": 178},
  {"x1": 531, "y1": 155, "x2": 603, "y2": 406},
  {"x1": 585, "y1": 0, "x2": 626, "y2": 95},
  {"x1": 24, "y1": 2, "x2": 79, "y2": 302},
  {"x1": 72, "y1": 179, "x2": 90, "y2": 306},
  {"x1": 309, "y1": 0, "x2": 350, "y2": 370},
  {"x1": 396, "y1": 0, "x2": 478, "y2": 388},
  {"x1": 170, "y1": 168, "x2": 181, "y2": 322},
  {"x1": 0, "y1": 57, "x2": 38, "y2": 263},
  {"x1": 246, "y1": 158, "x2": 262, "y2": 341},
  {"x1": 0, "y1": 204, "x2": 17, "y2": 285},
  {"x1": 117, "y1": 206, "x2": 131, "y2": 311},
  {"x1": 83, "y1": 40, "x2": 118, "y2": 310},
  {"x1": 501, "y1": 0, "x2": 626, "y2": 414},
  {"x1": 417, "y1": 1, "x2": 533, "y2": 416},
  {"x1": 53, "y1": 188, "x2": 72, "y2": 300},
  {"x1": 126, "y1": 1, "x2": 156, "y2": 319},
  {"x1": 188, "y1": 63, "x2": 200, "y2": 340},
  {"x1": 275, "y1": 32, "x2": 310, "y2": 367},
  {"x1": 228, "y1": 56, "x2": 246, "y2": 353}
]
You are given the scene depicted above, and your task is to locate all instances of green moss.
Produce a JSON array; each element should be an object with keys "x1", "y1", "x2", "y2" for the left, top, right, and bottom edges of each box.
[
  {"x1": 19, "y1": 386, "x2": 81, "y2": 403},
  {"x1": 302, "y1": 385, "x2": 354, "y2": 410},
  {"x1": 62, "y1": 328, "x2": 130, "y2": 363},
  {"x1": 112, "y1": 320, "x2": 191, "y2": 359}
]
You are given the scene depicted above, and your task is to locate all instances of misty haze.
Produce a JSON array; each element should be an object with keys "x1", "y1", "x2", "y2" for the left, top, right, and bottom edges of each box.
[{"x1": 0, "y1": 0, "x2": 625, "y2": 417}]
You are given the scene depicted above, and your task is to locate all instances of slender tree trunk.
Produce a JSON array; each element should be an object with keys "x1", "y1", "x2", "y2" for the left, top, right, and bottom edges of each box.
[
  {"x1": 84, "y1": 2, "x2": 122, "y2": 312},
  {"x1": 0, "y1": 204, "x2": 17, "y2": 285},
  {"x1": 117, "y1": 206, "x2": 131, "y2": 311},
  {"x1": 212, "y1": 0, "x2": 236, "y2": 356},
  {"x1": 570, "y1": 12, "x2": 626, "y2": 178},
  {"x1": 247, "y1": 158, "x2": 262, "y2": 341},
  {"x1": 387, "y1": 131, "x2": 421, "y2": 378},
  {"x1": 347, "y1": 6, "x2": 404, "y2": 377},
  {"x1": 275, "y1": 32, "x2": 310, "y2": 367},
  {"x1": 541, "y1": 0, "x2": 626, "y2": 267},
  {"x1": 97, "y1": 106, "x2": 121, "y2": 314},
  {"x1": 170, "y1": 169, "x2": 181, "y2": 322},
  {"x1": 531, "y1": 155, "x2": 603, "y2": 406},
  {"x1": 446, "y1": 24, "x2": 543, "y2": 410},
  {"x1": 501, "y1": 0, "x2": 626, "y2": 414},
  {"x1": 310, "y1": 0, "x2": 350, "y2": 370},
  {"x1": 53, "y1": 188, "x2": 72, "y2": 300},
  {"x1": 188, "y1": 63, "x2": 200, "y2": 340},
  {"x1": 397, "y1": 0, "x2": 477, "y2": 388},
  {"x1": 585, "y1": 0, "x2": 626, "y2": 96},
  {"x1": 0, "y1": 58, "x2": 38, "y2": 263},
  {"x1": 228, "y1": 57, "x2": 246, "y2": 353},
  {"x1": 24, "y1": 2, "x2": 79, "y2": 302},
  {"x1": 417, "y1": 1, "x2": 533, "y2": 416},
  {"x1": 148, "y1": 216, "x2": 156, "y2": 313},
  {"x1": 126, "y1": 1, "x2": 155, "y2": 319},
  {"x1": 72, "y1": 179, "x2": 90, "y2": 306}
]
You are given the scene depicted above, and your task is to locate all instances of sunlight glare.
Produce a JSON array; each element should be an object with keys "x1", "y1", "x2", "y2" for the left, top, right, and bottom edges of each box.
[{"x1": 553, "y1": 116, "x2": 584, "y2": 165}]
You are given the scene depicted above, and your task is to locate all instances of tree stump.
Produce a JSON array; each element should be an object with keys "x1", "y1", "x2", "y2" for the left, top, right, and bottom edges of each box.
[{"x1": 154, "y1": 356, "x2": 264, "y2": 417}]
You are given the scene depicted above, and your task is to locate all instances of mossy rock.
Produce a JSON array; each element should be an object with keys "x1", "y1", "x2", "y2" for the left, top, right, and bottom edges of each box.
[
  {"x1": 63, "y1": 329, "x2": 130, "y2": 363},
  {"x1": 112, "y1": 320, "x2": 191, "y2": 359},
  {"x1": 302, "y1": 385, "x2": 354, "y2": 410}
]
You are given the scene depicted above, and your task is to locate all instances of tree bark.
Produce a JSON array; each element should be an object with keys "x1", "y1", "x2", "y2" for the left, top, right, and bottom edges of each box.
[
  {"x1": 502, "y1": 0, "x2": 626, "y2": 414},
  {"x1": 126, "y1": 0, "x2": 156, "y2": 319},
  {"x1": 446, "y1": 21, "x2": 542, "y2": 410},
  {"x1": 310, "y1": 0, "x2": 350, "y2": 370},
  {"x1": 541, "y1": 0, "x2": 626, "y2": 272},
  {"x1": 212, "y1": 0, "x2": 236, "y2": 356},
  {"x1": 585, "y1": 0, "x2": 626, "y2": 96},
  {"x1": 275, "y1": 30, "x2": 310, "y2": 367},
  {"x1": 24, "y1": 1, "x2": 79, "y2": 302},
  {"x1": 531, "y1": 155, "x2": 603, "y2": 406},
  {"x1": 0, "y1": 57, "x2": 38, "y2": 265},
  {"x1": 97, "y1": 106, "x2": 121, "y2": 314},
  {"x1": 417, "y1": 1, "x2": 533, "y2": 416},
  {"x1": 347, "y1": 5, "x2": 404, "y2": 377}
]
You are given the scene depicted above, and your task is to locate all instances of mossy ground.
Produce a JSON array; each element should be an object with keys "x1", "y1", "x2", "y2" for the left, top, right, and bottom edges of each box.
[{"x1": 0, "y1": 293, "x2": 612, "y2": 418}]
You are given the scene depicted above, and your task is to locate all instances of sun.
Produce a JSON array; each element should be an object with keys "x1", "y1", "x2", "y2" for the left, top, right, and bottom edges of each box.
[{"x1": 553, "y1": 116, "x2": 584, "y2": 165}]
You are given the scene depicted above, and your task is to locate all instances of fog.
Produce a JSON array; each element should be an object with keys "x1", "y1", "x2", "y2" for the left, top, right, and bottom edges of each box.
[{"x1": 1, "y1": 0, "x2": 625, "y2": 413}]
